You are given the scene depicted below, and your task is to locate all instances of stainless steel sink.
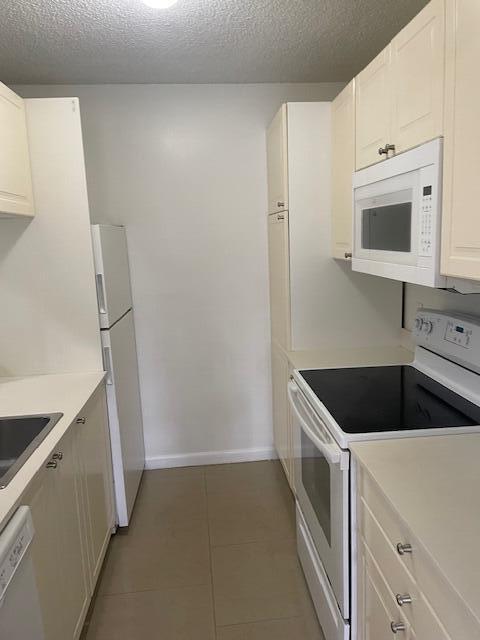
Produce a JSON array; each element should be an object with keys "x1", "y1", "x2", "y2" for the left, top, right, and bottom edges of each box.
[{"x1": 0, "y1": 413, "x2": 63, "y2": 488}]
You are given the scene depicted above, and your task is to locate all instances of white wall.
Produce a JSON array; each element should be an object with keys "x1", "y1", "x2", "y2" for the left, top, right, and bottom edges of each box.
[
  {"x1": 15, "y1": 83, "x2": 344, "y2": 466},
  {"x1": 0, "y1": 98, "x2": 103, "y2": 377}
]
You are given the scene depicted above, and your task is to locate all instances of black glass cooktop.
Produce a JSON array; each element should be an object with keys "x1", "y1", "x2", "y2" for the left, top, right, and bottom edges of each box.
[{"x1": 299, "y1": 365, "x2": 480, "y2": 434}]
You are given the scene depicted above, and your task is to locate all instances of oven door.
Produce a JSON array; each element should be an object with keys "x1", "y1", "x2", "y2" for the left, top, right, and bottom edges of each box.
[{"x1": 288, "y1": 379, "x2": 350, "y2": 619}]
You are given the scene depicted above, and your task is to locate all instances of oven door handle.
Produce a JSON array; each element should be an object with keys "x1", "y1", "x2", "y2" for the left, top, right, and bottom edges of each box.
[{"x1": 288, "y1": 381, "x2": 341, "y2": 466}]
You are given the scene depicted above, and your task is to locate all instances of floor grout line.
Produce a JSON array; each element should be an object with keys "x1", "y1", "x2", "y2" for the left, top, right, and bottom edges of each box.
[
  {"x1": 203, "y1": 466, "x2": 219, "y2": 640},
  {"x1": 215, "y1": 613, "x2": 306, "y2": 629}
]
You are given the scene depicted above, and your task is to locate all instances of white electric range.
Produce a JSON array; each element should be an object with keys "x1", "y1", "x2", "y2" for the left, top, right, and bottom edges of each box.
[{"x1": 288, "y1": 309, "x2": 480, "y2": 640}]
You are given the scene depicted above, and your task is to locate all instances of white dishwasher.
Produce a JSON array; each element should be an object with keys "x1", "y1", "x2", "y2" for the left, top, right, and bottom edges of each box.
[{"x1": 0, "y1": 506, "x2": 45, "y2": 639}]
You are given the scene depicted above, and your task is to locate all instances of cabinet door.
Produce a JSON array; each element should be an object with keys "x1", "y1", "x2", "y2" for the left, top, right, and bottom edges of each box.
[
  {"x1": 0, "y1": 82, "x2": 35, "y2": 216},
  {"x1": 79, "y1": 387, "x2": 114, "y2": 587},
  {"x1": 26, "y1": 430, "x2": 89, "y2": 640},
  {"x1": 355, "y1": 48, "x2": 392, "y2": 170},
  {"x1": 391, "y1": 0, "x2": 445, "y2": 154},
  {"x1": 56, "y1": 431, "x2": 90, "y2": 640},
  {"x1": 267, "y1": 104, "x2": 288, "y2": 214},
  {"x1": 24, "y1": 468, "x2": 64, "y2": 640},
  {"x1": 268, "y1": 211, "x2": 291, "y2": 350},
  {"x1": 331, "y1": 81, "x2": 355, "y2": 259},
  {"x1": 271, "y1": 342, "x2": 292, "y2": 487},
  {"x1": 441, "y1": 0, "x2": 480, "y2": 280}
]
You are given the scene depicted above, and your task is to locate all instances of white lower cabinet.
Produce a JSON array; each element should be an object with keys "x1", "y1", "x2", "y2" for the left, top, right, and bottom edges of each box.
[
  {"x1": 77, "y1": 388, "x2": 115, "y2": 589},
  {"x1": 271, "y1": 342, "x2": 294, "y2": 490},
  {"x1": 24, "y1": 386, "x2": 113, "y2": 640},
  {"x1": 23, "y1": 462, "x2": 64, "y2": 640},
  {"x1": 354, "y1": 461, "x2": 478, "y2": 640}
]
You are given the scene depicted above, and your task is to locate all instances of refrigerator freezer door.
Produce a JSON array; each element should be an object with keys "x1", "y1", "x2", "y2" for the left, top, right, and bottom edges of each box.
[
  {"x1": 92, "y1": 224, "x2": 133, "y2": 329},
  {"x1": 101, "y1": 310, "x2": 145, "y2": 526}
]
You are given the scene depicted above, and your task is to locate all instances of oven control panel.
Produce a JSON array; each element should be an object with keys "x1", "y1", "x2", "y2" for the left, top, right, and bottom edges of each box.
[{"x1": 414, "y1": 309, "x2": 480, "y2": 374}]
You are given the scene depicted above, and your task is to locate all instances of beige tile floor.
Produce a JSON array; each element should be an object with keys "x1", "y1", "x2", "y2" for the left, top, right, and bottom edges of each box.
[{"x1": 83, "y1": 460, "x2": 325, "y2": 640}]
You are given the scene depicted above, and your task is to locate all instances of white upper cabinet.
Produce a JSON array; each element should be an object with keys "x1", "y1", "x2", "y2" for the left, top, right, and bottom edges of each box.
[
  {"x1": 0, "y1": 82, "x2": 35, "y2": 217},
  {"x1": 266, "y1": 104, "x2": 288, "y2": 214},
  {"x1": 441, "y1": 0, "x2": 480, "y2": 281},
  {"x1": 331, "y1": 80, "x2": 355, "y2": 259},
  {"x1": 355, "y1": 0, "x2": 445, "y2": 170},
  {"x1": 355, "y1": 48, "x2": 392, "y2": 171},
  {"x1": 390, "y1": 0, "x2": 445, "y2": 154}
]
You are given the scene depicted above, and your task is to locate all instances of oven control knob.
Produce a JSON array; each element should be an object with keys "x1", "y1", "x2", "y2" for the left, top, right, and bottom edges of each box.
[
  {"x1": 423, "y1": 320, "x2": 433, "y2": 334},
  {"x1": 415, "y1": 318, "x2": 423, "y2": 332}
]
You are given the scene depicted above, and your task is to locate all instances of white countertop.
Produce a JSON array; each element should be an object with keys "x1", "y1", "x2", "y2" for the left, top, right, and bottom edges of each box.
[
  {"x1": 351, "y1": 434, "x2": 480, "y2": 626},
  {"x1": 286, "y1": 345, "x2": 413, "y2": 370},
  {"x1": 0, "y1": 371, "x2": 105, "y2": 531}
]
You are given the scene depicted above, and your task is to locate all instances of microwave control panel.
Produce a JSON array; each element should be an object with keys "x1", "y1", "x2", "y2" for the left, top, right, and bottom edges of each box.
[{"x1": 419, "y1": 185, "x2": 433, "y2": 257}]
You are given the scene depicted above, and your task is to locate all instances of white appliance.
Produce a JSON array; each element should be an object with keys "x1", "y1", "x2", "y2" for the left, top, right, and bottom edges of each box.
[
  {"x1": 0, "y1": 506, "x2": 45, "y2": 639},
  {"x1": 91, "y1": 224, "x2": 145, "y2": 527},
  {"x1": 352, "y1": 138, "x2": 445, "y2": 288},
  {"x1": 289, "y1": 309, "x2": 480, "y2": 640}
]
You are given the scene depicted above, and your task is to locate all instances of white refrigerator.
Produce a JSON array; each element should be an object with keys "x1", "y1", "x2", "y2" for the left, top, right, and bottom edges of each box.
[{"x1": 91, "y1": 224, "x2": 145, "y2": 527}]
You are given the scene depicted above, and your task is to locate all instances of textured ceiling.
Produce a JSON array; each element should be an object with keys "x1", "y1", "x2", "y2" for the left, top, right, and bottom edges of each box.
[{"x1": 0, "y1": 0, "x2": 428, "y2": 84}]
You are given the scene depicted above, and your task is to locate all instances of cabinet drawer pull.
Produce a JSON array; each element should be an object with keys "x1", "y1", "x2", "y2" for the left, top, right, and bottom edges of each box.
[
  {"x1": 277, "y1": 201, "x2": 285, "y2": 208},
  {"x1": 396, "y1": 542, "x2": 412, "y2": 555},
  {"x1": 52, "y1": 452, "x2": 63, "y2": 460},
  {"x1": 46, "y1": 460, "x2": 58, "y2": 469},
  {"x1": 397, "y1": 542, "x2": 412, "y2": 556},
  {"x1": 378, "y1": 143, "x2": 396, "y2": 156},
  {"x1": 396, "y1": 594, "x2": 412, "y2": 606},
  {"x1": 76, "y1": 417, "x2": 86, "y2": 424},
  {"x1": 344, "y1": 252, "x2": 352, "y2": 259},
  {"x1": 277, "y1": 213, "x2": 285, "y2": 221},
  {"x1": 390, "y1": 621, "x2": 406, "y2": 633}
]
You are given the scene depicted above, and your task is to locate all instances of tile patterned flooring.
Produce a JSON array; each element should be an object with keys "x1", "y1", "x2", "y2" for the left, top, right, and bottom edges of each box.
[{"x1": 83, "y1": 461, "x2": 325, "y2": 639}]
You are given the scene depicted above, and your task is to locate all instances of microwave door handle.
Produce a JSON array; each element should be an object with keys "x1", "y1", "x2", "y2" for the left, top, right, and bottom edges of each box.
[{"x1": 287, "y1": 381, "x2": 341, "y2": 466}]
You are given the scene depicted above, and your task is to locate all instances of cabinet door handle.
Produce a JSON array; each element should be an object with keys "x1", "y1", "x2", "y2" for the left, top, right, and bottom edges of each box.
[
  {"x1": 52, "y1": 452, "x2": 63, "y2": 460},
  {"x1": 277, "y1": 213, "x2": 285, "y2": 221},
  {"x1": 378, "y1": 143, "x2": 396, "y2": 156},
  {"x1": 390, "y1": 621, "x2": 406, "y2": 633},
  {"x1": 277, "y1": 201, "x2": 285, "y2": 208},
  {"x1": 396, "y1": 542, "x2": 412, "y2": 555},
  {"x1": 344, "y1": 252, "x2": 352, "y2": 259},
  {"x1": 76, "y1": 417, "x2": 86, "y2": 424},
  {"x1": 395, "y1": 594, "x2": 412, "y2": 606},
  {"x1": 46, "y1": 460, "x2": 58, "y2": 469}
]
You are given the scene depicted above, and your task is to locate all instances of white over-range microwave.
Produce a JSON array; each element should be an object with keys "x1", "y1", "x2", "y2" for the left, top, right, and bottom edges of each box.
[{"x1": 352, "y1": 138, "x2": 446, "y2": 288}]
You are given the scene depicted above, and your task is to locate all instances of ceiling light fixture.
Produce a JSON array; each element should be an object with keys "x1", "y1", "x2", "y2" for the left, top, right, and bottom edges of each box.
[{"x1": 142, "y1": 0, "x2": 178, "y2": 8}]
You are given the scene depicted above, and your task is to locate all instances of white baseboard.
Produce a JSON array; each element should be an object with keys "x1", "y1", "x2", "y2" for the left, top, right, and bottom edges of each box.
[{"x1": 145, "y1": 446, "x2": 277, "y2": 470}]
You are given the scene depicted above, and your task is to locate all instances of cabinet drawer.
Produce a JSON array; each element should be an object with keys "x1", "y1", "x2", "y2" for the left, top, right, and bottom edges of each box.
[
  {"x1": 359, "y1": 540, "x2": 412, "y2": 640},
  {"x1": 360, "y1": 503, "x2": 449, "y2": 640},
  {"x1": 358, "y1": 467, "x2": 413, "y2": 568},
  {"x1": 358, "y1": 467, "x2": 479, "y2": 640}
]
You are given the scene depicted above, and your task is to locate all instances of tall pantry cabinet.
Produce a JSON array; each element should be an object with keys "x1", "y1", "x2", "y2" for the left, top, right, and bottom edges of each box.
[{"x1": 266, "y1": 103, "x2": 401, "y2": 489}]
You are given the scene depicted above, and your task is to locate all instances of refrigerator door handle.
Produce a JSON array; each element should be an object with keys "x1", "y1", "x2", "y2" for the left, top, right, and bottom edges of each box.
[
  {"x1": 96, "y1": 273, "x2": 107, "y2": 315},
  {"x1": 103, "y1": 346, "x2": 114, "y2": 385}
]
